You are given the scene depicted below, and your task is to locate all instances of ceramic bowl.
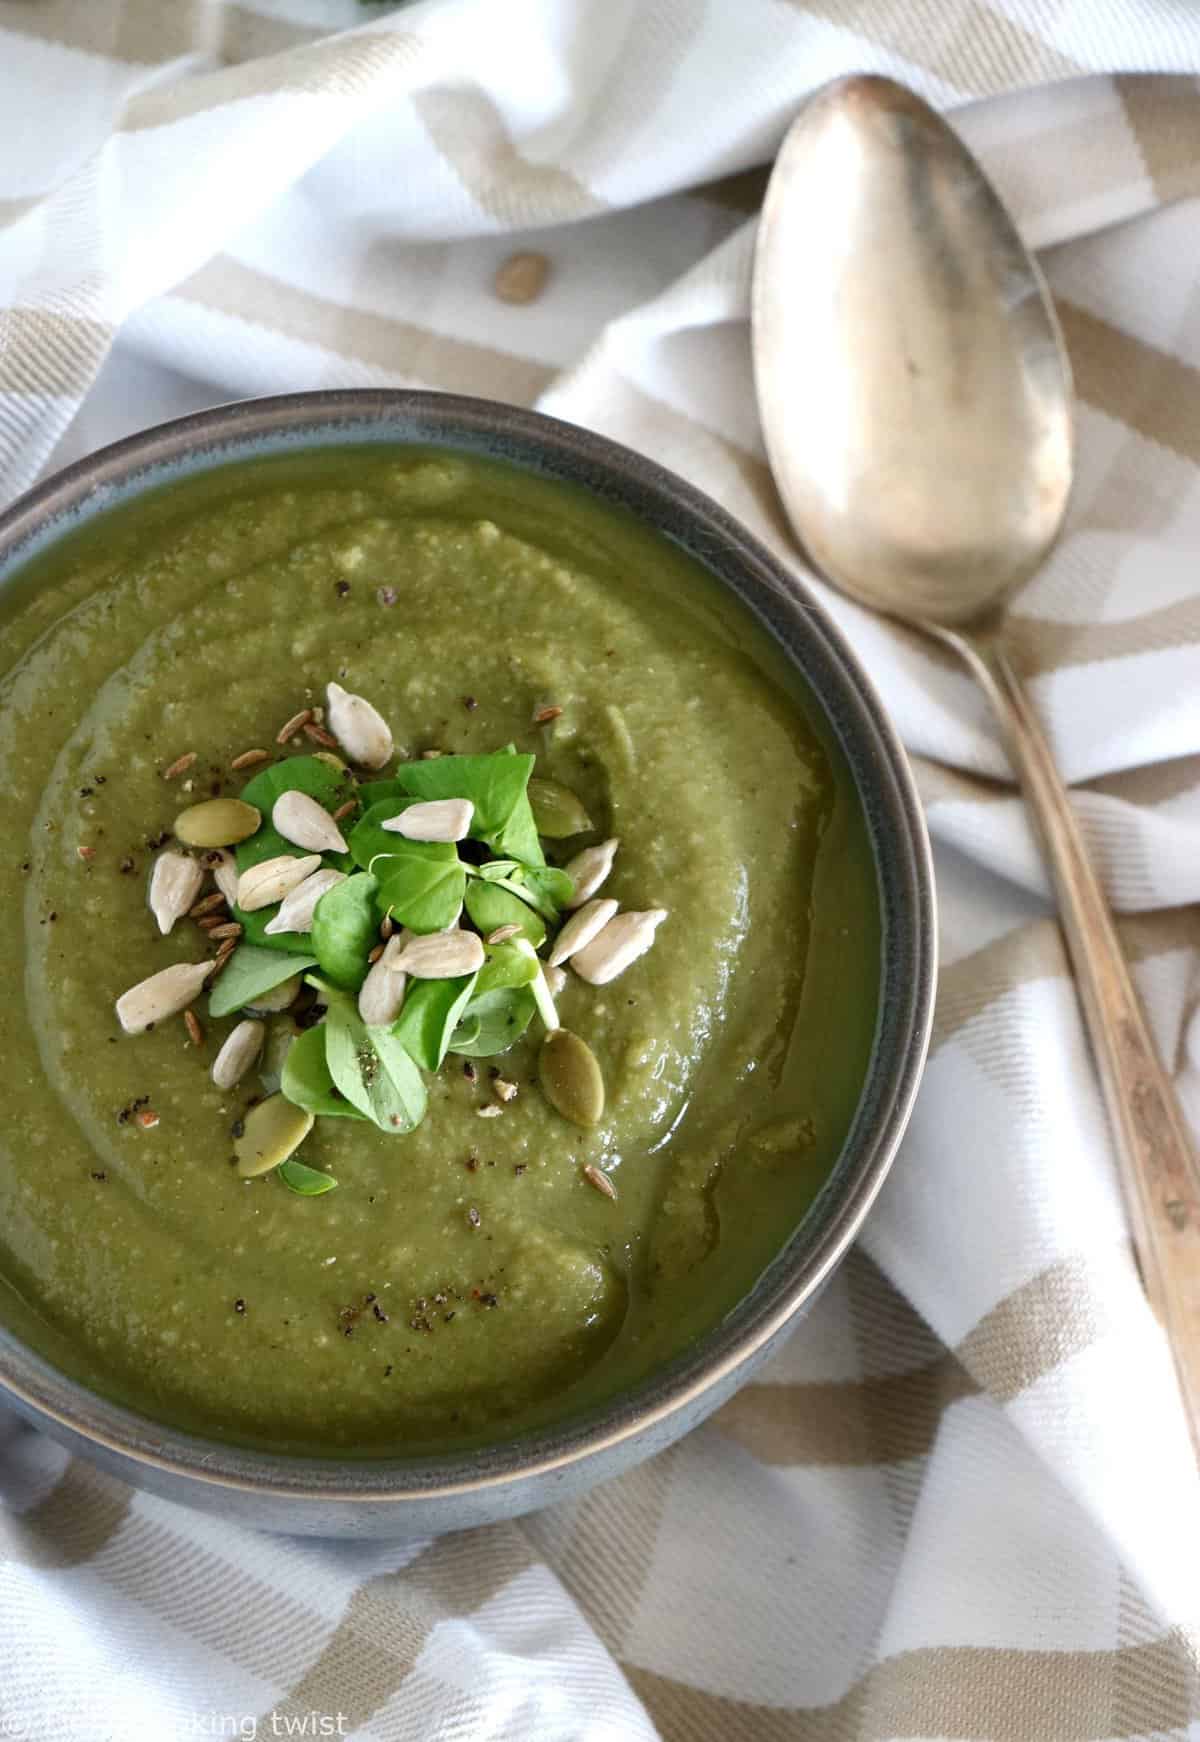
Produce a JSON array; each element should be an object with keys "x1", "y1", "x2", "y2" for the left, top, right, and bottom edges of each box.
[{"x1": 0, "y1": 392, "x2": 934, "y2": 1535}]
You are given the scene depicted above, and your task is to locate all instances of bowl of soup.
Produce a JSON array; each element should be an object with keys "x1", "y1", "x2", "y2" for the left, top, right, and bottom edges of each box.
[{"x1": 0, "y1": 391, "x2": 934, "y2": 1535}]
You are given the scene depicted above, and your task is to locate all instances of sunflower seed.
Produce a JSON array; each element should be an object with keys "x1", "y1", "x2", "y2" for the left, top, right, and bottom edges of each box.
[
  {"x1": 244, "y1": 976, "x2": 302, "y2": 1016},
  {"x1": 548, "y1": 897, "x2": 618, "y2": 966},
  {"x1": 392, "y1": 928, "x2": 485, "y2": 980},
  {"x1": 243, "y1": 975, "x2": 304, "y2": 1017},
  {"x1": 570, "y1": 909, "x2": 667, "y2": 985},
  {"x1": 272, "y1": 790, "x2": 348, "y2": 854},
  {"x1": 148, "y1": 849, "x2": 205, "y2": 936},
  {"x1": 563, "y1": 837, "x2": 618, "y2": 908},
  {"x1": 493, "y1": 1077, "x2": 518, "y2": 1103},
  {"x1": 174, "y1": 797, "x2": 261, "y2": 848},
  {"x1": 263, "y1": 866, "x2": 346, "y2": 935},
  {"x1": 116, "y1": 961, "x2": 213, "y2": 1034},
  {"x1": 325, "y1": 682, "x2": 393, "y2": 769},
  {"x1": 381, "y1": 798, "x2": 473, "y2": 843},
  {"x1": 235, "y1": 853, "x2": 322, "y2": 912},
  {"x1": 543, "y1": 962, "x2": 567, "y2": 997},
  {"x1": 211, "y1": 1019, "x2": 265, "y2": 1090},
  {"x1": 358, "y1": 935, "x2": 408, "y2": 1025},
  {"x1": 205, "y1": 848, "x2": 240, "y2": 907},
  {"x1": 234, "y1": 1094, "x2": 314, "y2": 1177}
]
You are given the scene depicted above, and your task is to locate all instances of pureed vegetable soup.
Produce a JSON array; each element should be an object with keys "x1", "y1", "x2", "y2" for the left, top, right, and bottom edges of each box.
[{"x1": 0, "y1": 447, "x2": 879, "y2": 1455}]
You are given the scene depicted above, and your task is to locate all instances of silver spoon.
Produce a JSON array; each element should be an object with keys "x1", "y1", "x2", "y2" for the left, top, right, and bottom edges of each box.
[{"x1": 753, "y1": 73, "x2": 1200, "y2": 1456}]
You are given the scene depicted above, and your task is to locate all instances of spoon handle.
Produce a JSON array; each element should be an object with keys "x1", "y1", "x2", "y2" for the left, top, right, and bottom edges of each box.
[{"x1": 955, "y1": 632, "x2": 1200, "y2": 1459}]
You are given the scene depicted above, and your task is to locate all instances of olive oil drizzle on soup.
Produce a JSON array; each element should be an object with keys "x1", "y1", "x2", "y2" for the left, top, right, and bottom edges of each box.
[{"x1": 0, "y1": 448, "x2": 879, "y2": 1454}]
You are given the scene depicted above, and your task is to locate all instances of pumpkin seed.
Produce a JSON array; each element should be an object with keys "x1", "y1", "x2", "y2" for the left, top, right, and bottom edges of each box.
[
  {"x1": 272, "y1": 790, "x2": 348, "y2": 854},
  {"x1": 538, "y1": 1028, "x2": 605, "y2": 1127},
  {"x1": 148, "y1": 849, "x2": 204, "y2": 936},
  {"x1": 175, "y1": 797, "x2": 261, "y2": 848},
  {"x1": 547, "y1": 897, "x2": 617, "y2": 966},
  {"x1": 234, "y1": 1093, "x2": 314, "y2": 1177},
  {"x1": 235, "y1": 853, "x2": 322, "y2": 912},
  {"x1": 393, "y1": 929, "x2": 485, "y2": 980},
  {"x1": 263, "y1": 867, "x2": 346, "y2": 935},
  {"x1": 325, "y1": 682, "x2": 393, "y2": 769},
  {"x1": 570, "y1": 908, "x2": 667, "y2": 985},
  {"x1": 115, "y1": 960, "x2": 213, "y2": 1034},
  {"x1": 563, "y1": 837, "x2": 618, "y2": 907},
  {"x1": 382, "y1": 797, "x2": 473, "y2": 843},
  {"x1": 528, "y1": 778, "x2": 591, "y2": 838},
  {"x1": 211, "y1": 1019, "x2": 265, "y2": 1090}
]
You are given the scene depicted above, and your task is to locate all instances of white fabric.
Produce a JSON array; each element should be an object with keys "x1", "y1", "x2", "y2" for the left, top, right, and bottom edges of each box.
[{"x1": 2, "y1": 3, "x2": 1200, "y2": 1739}]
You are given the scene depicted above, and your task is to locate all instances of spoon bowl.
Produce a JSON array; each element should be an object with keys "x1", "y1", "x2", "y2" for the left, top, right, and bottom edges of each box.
[{"x1": 753, "y1": 74, "x2": 1074, "y2": 628}]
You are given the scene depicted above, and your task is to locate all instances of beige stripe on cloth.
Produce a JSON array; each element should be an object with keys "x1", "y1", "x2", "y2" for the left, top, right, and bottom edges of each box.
[
  {"x1": 1115, "y1": 74, "x2": 1200, "y2": 206},
  {"x1": 0, "y1": 0, "x2": 206, "y2": 63},
  {"x1": 0, "y1": 1459, "x2": 131, "y2": 1568},
  {"x1": 177, "y1": 256, "x2": 557, "y2": 405},
  {"x1": 414, "y1": 85, "x2": 607, "y2": 223},
  {"x1": 781, "y1": 0, "x2": 1080, "y2": 95},
  {"x1": 623, "y1": 1632, "x2": 1200, "y2": 1742},
  {"x1": 261, "y1": 1526, "x2": 538, "y2": 1736}
]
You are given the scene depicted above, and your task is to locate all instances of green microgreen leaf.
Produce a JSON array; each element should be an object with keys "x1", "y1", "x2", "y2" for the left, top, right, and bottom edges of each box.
[
  {"x1": 449, "y1": 986, "x2": 537, "y2": 1058},
  {"x1": 323, "y1": 996, "x2": 427, "y2": 1133},
  {"x1": 348, "y1": 797, "x2": 415, "y2": 871},
  {"x1": 391, "y1": 972, "x2": 478, "y2": 1072},
  {"x1": 463, "y1": 877, "x2": 546, "y2": 947},
  {"x1": 475, "y1": 939, "x2": 539, "y2": 994},
  {"x1": 208, "y1": 943, "x2": 317, "y2": 1019},
  {"x1": 309, "y1": 871, "x2": 379, "y2": 990},
  {"x1": 277, "y1": 1157, "x2": 338, "y2": 1195},
  {"x1": 280, "y1": 1023, "x2": 367, "y2": 1120},
  {"x1": 373, "y1": 839, "x2": 466, "y2": 934},
  {"x1": 393, "y1": 751, "x2": 544, "y2": 865}
]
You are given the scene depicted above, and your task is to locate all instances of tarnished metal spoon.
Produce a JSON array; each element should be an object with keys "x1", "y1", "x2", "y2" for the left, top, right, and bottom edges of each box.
[{"x1": 753, "y1": 73, "x2": 1200, "y2": 1454}]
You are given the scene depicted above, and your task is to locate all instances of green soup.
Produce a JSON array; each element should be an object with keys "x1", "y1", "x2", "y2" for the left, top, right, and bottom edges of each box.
[{"x1": 0, "y1": 447, "x2": 879, "y2": 1454}]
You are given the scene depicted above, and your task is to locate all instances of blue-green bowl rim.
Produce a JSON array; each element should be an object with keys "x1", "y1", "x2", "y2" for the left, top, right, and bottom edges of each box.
[{"x1": 0, "y1": 389, "x2": 936, "y2": 1503}]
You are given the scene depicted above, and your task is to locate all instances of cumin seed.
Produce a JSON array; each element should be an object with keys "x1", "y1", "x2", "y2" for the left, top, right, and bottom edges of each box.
[
  {"x1": 367, "y1": 943, "x2": 384, "y2": 964},
  {"x1": 134, "y1": 1108, "x2": 160, "y2": 1130},
  {"x1": 303, "y1": 721, "x2": 338, "y2": 748},
  {"x1": 583, "y1": 1163, "x2": 617, "y2": 1201},
  {"x1": 189, "y1": 892, "x2": 226, "y2": 919},
  {"x1": 208, "y1": 921, "x2": 243, "y2": 941},
  {"x1": 230, "y1": 748, "x2": 271, "y2": 771},
  {"x1": 533, "y1": 704, "x2": 563, "y2": 725},
  {"x1": 332, "y1": 799, "x2": 357, "y2": 823},
  {"x1": 162, "y1": 751, "x2": 197, "y2": 779},
  {"x1": 184, "y1": 1009, "x2": 204, "y2": 1048},
  {"x1": 276, "y1": 708, "x2": 313, "y2": 744}
]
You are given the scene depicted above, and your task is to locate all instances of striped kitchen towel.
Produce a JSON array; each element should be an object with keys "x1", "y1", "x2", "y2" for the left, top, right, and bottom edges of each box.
[{"x1": 1, "y1": 3, "x2": 1200, "y2": 1738}]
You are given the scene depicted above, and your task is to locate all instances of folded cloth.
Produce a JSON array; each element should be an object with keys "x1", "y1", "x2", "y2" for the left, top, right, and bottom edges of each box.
[{"x1": 2, "y1": 4, "x2": 1200, "y2": 1738}]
